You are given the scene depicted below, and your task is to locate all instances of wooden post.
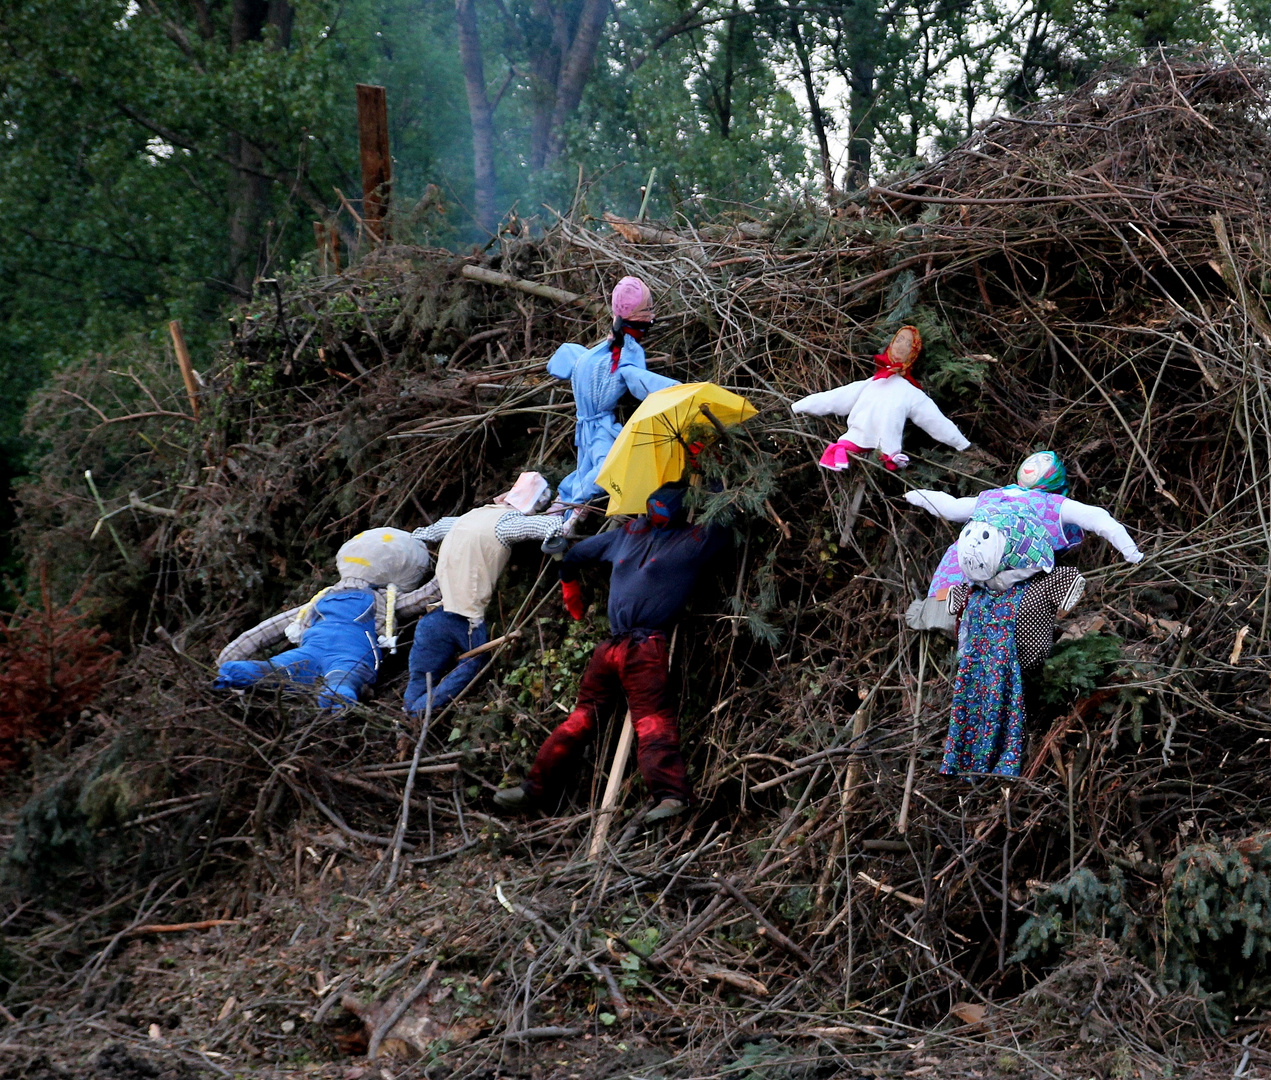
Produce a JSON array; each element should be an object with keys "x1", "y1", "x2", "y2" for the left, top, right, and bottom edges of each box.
[
  {"x1": 313, "y1": 221, "x2": 340, "y2": 274},
  {"x1": 840, "y1": 699, "x2": 871, "y2": 811},
  {"x1": 896, "y1": 634, "x2": 926, "y2": 834},
  {"x1": 167, "y1": 320, "x2": 200, "y2": 419},
  {"x1": 355, "y1": 84, "x2": 391, "y2": 242}
]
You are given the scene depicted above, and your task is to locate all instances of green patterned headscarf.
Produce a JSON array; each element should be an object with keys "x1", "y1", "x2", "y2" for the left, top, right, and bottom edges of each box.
[{"x1": 957, "y1": 507, "x2": 1055, "y2": 583}]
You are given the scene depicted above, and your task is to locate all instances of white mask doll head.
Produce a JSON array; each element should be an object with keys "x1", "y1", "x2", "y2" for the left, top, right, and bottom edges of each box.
[
  {"x1": 956, "y1": 510, "x2": 1055, "y2": 591},
  {"x1": 957, "y1": 521, "x2": 1007, "y2": 583},
  {"x1": 495, "y1": 471, "x2": 552, "y2": 514}
]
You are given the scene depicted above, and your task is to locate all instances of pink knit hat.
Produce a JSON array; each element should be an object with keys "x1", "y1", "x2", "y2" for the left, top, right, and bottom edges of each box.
[{"x1": 611, "y1": 276, "x2": 653, "y2": 321}]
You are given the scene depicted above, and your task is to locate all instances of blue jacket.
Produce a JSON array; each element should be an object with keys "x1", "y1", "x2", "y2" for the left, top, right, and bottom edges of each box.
[
  {"x1": 547, "y1": 337, "x2": 679, "y2": 507},
  {"x1": 560, "y1": 519, "x2": 730, "y2": 635}
]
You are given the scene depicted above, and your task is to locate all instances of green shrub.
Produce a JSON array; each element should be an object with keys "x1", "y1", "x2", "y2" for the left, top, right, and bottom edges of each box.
[
  {"x1": 1039, "y1": 633, "x2": 1123, "y2": 704},
  {"x1": 1013, "y1": 833, "x2": 1271, "y2": 1027},
  {"x1": 1162, "y1": 834, "x2": 1271, "y2": 1016},
  {"x1": 1011, "y1": 867, "x2": 1140, "y2": 967}
]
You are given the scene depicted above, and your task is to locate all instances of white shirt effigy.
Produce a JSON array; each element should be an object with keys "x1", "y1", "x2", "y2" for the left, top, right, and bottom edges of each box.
[{"x1": 791, "y1": 375, "x2": 970, "y2": 457}]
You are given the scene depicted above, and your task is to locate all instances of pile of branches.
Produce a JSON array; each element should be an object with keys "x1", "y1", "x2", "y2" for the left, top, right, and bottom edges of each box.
[{"x1": 4, "y1": 56, "x2": 1271, "y2": 1076}]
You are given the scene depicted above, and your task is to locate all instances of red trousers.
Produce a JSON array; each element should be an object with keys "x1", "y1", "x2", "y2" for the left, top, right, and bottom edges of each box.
[{"x1": 524, "y1": 633, "x2": 690, "y2": 804}]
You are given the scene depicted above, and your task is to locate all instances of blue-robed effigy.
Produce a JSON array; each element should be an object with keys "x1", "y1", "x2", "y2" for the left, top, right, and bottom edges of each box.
[{"x1": 547, "y1": 335, "x2": 679, "y2": 509}]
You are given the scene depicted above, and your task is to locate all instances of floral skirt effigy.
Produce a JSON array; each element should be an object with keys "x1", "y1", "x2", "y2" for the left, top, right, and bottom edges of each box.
[{"x1": 941, "y1": 582, "x2": 1028, "y2": 778}]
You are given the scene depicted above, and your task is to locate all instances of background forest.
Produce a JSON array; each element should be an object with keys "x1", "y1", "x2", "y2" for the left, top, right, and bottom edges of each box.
[{"x1": 2, "y1": 0, "x2": 1271, "y2": 582}]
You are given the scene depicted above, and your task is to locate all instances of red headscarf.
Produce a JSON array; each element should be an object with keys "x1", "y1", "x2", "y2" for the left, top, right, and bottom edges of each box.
[{"x1": 872, "y1": 325, "x2": 923, "y2": 389}]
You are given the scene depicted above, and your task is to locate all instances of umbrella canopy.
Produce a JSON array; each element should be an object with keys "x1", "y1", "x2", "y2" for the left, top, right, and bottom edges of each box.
[{"x1": 594, "y1": 382, "x2": 757, "y2": 515}]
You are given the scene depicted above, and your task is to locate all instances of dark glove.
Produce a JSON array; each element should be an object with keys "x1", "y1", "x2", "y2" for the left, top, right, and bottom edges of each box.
[{"x1": 562, "y1": 579, "x2": 585, "y2": 620}]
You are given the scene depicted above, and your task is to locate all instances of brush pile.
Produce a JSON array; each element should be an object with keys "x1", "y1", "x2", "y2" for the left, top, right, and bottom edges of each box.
[{"x1": 3, "y1": 57, "x2": 1271, "y2": 1077}]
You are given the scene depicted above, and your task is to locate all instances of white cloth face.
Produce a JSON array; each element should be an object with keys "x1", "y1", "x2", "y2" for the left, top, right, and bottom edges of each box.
[
  {"x1": 956, "y1": 521, "x2": 1007, "y2": 583},
  {"x1": 497, "y1": 471, "x2": 552, "y2": 515},
  {"x1": 336, "y1": 528, "x2": 431, "y2": 589},
  {"x1": 1017, "y1": 452, "x2": 1058, "y2": 489}
]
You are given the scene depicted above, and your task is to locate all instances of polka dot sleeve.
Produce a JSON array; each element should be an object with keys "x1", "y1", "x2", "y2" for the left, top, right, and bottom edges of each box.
[{"x1": 1016, "y1": 566, "x2": 1084, "y2": 671}]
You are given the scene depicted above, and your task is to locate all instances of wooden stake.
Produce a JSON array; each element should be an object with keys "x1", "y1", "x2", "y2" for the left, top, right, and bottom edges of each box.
[
  {"x1": 896, "y1": 634, "x2": 926, "y2": 834},
  {"x1": 840, "y1": 700, "x2": 871, "y2": 811},
  {"x1": 386, "y1": 673, "x2": 431, "y2": 893},
  {"x1": 167, "y1": 320, "x2": 200, "y2": 419},
  {"x1": 456, "y1": 629, "x2": 522, "y2": 661},
  {"x1": 589, "y1": 711, "x2": 634, "y2": 860},
  {"x1": 313, "y1": 221, "x2": 340, "y2": 273},
  {"x1": 356, "y1": 83, "x2": 391, "y2": 241},
  {"x1": 636, "y1": 166, "x2": 657, "y2": 222},
  {"x1": 839, "y1": 475, "x2": 867, "y2": 546}
]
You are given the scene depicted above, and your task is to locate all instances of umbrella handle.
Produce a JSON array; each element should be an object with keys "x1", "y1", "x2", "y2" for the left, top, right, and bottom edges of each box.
[{"x1": 698, "y1": 403, "x2": 730, "y2": 438}]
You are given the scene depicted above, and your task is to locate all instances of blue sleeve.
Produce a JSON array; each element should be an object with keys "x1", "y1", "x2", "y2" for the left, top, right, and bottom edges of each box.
[
  {"x1": 621, "y1": 366, "x2": 680, "y2": 400},
  {"x1": 547, "y1": 342, "x2": 588, "y2": 381},
  {"x1": 559, "y1": 529, "x2": 619, "y2": 582},
  {"x1": 616, "y1": 338, "x2": 679, "y2": 399}
]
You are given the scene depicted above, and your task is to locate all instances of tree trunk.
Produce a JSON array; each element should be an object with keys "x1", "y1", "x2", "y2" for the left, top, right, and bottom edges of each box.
[
  {"x1": 720, "y1": 0, "x2": 737, "y2": 138},
  {"x1": 789, "y1": 17, "x2": 834, "y2": 193},
  {"x1": 846, "y1": 55, "x2": 875, "y2": 190},
  {"x1": 544, "y1": 0, "x2": 610, "y2": 161},
  {"x1": 826, "y1": 0, "x2": 881, "y2": 192},
  {"x1": 455, "y1": 0, "x2": 498, "y2": 234},
  {"x1": 844, "y1": 4, "x2": 878, "y2": 192},
  {"x1": 227, "y1": 0, "x2": 292, "y2": 294},
  {"x1": 527, "y1": 0, "x2": 563, "y2": 171}
]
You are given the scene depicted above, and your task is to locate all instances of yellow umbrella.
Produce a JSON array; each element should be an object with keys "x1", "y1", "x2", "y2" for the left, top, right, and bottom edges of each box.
[{"x1": 594, "y1": 382, "x2": 757, "y2": 515}]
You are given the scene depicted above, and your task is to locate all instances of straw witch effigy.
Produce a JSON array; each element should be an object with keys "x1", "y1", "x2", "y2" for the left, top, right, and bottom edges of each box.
[{"x1": 10, "y1": 57, "x2": 1271, "y2": 1075}]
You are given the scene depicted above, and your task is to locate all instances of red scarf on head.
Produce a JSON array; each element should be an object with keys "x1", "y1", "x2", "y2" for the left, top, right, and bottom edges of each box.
[
  {"x1": 609, "y1": 321, "x2": 649, "y2": 373},
  {"x1": 872, "y1": 353, "x2": 922, "y2": 389}
]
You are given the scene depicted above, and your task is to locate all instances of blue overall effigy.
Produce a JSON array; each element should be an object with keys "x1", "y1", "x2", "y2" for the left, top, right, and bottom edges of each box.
[{"x1": 214, "y1": 589, "x2": 379, "y2": 710}]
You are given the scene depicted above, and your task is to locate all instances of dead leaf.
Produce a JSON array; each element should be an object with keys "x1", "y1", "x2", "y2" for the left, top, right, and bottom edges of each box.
[
  {"x1": 216, "y1": 995, "x2": 237, "y2": 1022},
  {"x1": 1147, "y1": 616, "x2": 1184, "y2": 639},
  {"x1": 1231, "y1": 625, "x2": 1251, "y2": 665},
  {"x1": 1059, "y1": 613, "x2": 1109, "y2": 641},
  {"x1": 341, "y1": 979, "x2": 487, "y2": 1059},
  {"x1": 679, "y1": 960, "x2": 768, "y2": 996},
  {"x1": 949, "y1": 1001, "x2": 986, "y2": 1028}
]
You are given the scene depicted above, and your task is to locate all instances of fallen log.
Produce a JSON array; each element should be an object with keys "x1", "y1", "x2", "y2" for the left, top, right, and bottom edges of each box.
[{"x1": 460, "y1": 265, "x2": 604, "y2": 314}]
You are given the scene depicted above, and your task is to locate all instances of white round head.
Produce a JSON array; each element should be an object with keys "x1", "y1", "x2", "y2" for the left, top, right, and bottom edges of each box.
[
  {"x1": 957, "y1": 521, "x2": 1007, "y2": 583},
  {"x1": 1016, "y1": 450, "x2": 1066, "y2": 493},
  {"x1": 337, "y1": 528, "x2": 430, "y2": 589}
]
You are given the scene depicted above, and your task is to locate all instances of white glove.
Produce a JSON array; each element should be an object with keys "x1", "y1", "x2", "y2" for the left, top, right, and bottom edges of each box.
[
  {"x1": 284, "y1": 621, "x2": 303, "y2": 644},
  {"x1": 1125, "y1": 549, "x2": 1145, "y2": 564}
]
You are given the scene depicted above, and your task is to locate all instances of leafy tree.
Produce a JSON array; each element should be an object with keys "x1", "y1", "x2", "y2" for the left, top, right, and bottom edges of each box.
[{"x1": 0, "y1": 0, "x2": 467, "y2": 584}]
